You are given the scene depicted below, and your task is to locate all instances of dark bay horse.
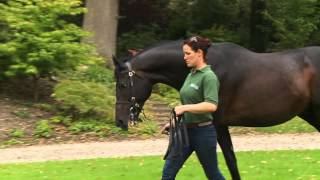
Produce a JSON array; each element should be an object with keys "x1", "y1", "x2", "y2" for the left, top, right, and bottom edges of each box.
[{"x1": 114, "y1": 41, "x2": 320, "y2": 180}]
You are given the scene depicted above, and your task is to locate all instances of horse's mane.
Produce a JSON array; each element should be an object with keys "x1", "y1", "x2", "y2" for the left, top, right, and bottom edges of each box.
[
  {"x1": 135, "y1": 40, "x2": 179, "y2": 56},
  {"x1": 123, "y1": 41, "x2": 250, "y2": 63}
]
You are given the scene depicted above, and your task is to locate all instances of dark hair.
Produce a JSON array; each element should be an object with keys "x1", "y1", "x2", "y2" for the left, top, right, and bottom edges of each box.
[{"x1": 183, "y1": 36, "x2": 212, "y2": 58}]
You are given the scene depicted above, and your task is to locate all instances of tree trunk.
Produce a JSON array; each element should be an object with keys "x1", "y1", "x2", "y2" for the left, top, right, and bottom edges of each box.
[
  {"x1": 250, "y1": 0, "x2": 268, "y2": 52},
  {"x1": 32, "y1": 75, "x2": 39, "y2": 102},
  {"x1": 83, "y1": 0, "x2": 119, "y2": 68}
]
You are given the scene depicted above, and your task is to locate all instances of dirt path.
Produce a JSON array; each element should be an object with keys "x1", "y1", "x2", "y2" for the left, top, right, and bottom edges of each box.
[{"x1": 0, "y1": 133, "x2": 319, "y2": 164}]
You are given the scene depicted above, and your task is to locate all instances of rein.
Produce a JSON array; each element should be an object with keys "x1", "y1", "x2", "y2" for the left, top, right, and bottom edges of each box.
[{"x1": 163, "y1": 109, "x2": 189, "y2": 160}]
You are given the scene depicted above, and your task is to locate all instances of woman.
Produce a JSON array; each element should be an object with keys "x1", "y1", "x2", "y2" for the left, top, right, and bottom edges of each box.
[{"x1": 161, "y1": 36, "x2": 225, "y2": 180}]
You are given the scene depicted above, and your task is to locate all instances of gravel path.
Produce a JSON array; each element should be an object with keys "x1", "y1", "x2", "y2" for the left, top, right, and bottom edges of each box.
[{"x1": 0, "y1": 133, "x2": 319, "y2": 164}]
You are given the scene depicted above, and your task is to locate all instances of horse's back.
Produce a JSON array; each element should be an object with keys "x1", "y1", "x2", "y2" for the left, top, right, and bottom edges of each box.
[{"x1": 210, "y1": 44, "x2": 316, "y2": 126}]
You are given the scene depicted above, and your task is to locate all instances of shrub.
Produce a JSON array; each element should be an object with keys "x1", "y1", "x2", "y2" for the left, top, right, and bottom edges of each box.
[
  {"x1": 152, "y1": 83, "x2": 180, "y2": 106},
  {"x1": 10, "y1": 129, "x2": 25, "y2": 138},
  {"x1": 53, "y1": 80, "x2": 115, "y2": 121},
  {"x1": 0, "y1": 0, "x2": 103, "y2": 100},
  {"x1": 0, "y1": 0, "x2": 102, "y2": 77},
  {"x1": 34, "y1": 120, "x2": 52, "y2": 138},
  {"x1": 34, "y1": 103, "x2": 57, "y2": 112},
  {"x1": 68, "y1": 65, "x2": 115, "y2": 89},
  {"x1": 68, "y1": 120, "x2": 109, "y2": 135},
  {"x1": 50, "y1": 116, "x2": 72, "y2": 126},
  {"x1": 0, "y1": 139, "x2": 22, "y2": 148},
  {"x1": 11, "y1": 109, "x2": 31, "y2": 118},
  {"x1": 198, "y1": 25, "x2": 242, "y2": 44}
]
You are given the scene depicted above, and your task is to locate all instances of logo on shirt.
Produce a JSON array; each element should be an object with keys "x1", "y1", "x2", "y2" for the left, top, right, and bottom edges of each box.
[{"x1": 190, "y1": 83, "x2": 199, "y2": 90}]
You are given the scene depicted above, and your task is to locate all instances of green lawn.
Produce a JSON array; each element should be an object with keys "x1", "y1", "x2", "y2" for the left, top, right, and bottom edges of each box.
[{"x1": 0, "y1": 150, "x2": 319, "y2": 180}]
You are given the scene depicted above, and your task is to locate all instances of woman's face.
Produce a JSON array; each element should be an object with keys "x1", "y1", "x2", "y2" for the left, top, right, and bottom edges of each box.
[{"x1": 183, "y1": 44, "x2": 202, "y2": 68}]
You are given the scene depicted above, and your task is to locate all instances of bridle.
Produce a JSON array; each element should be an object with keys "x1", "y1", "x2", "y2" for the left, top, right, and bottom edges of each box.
[{"x1": 116, "y1": 61, "x2": 146, "y2": 125}]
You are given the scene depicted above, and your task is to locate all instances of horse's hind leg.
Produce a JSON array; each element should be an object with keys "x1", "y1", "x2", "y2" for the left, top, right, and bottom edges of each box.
[
  {"x1": 299, "y1": 105, "x2": 320, "y2": 132},
  {"x1": 216, "y1": 125, "x2": 241, "y2": 180}
]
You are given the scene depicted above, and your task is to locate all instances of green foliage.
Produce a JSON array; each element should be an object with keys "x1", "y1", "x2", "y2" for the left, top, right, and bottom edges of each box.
[
  {"x1": 267, "y1": 0, "x2": 320, "y2": 49},
  {"x1": 10, "y1": 129, "x2": 25, "y2": 138},
  {"x1": 118, "y1": 0, "x2": 320, "y2": 53},
  {"x1": 34, "y1": 120, "x2": 52, "y2": 138},
  {"x1": 0, "y1": 139, "x2": 22, "y2": 148},
  {"x1": 0, "y1": 0, "x2": 102, "y2": 79},
  {"x1": 68, "y1": 65, "x2": 115, "y2": 89},
  {"x1": 50, "y1": 115, "x2": 72, "y2": 126},
  {"x1": 66, "y1": 118, "x2": 158, "y2": 138},
  {"x1": 130, "y1": 119, "x2": 158, "y2": 136},
  {"x1": 53, "y1": 80, "x2": 115, "y2": 121},
  {"x1": 198, "y1": 25, "x2": 242, "y2": 44},
  {"x1": 117, "y1": 24, "x2": 162, "y2": 56},
  {"x1": 151, "y1": 84, "x2": 180, "y2": 107},
  {"x1": 34, "y1": 103, "x2": 56, "y2": 112},
  {"x1": 11, "y1": 109, "x2": 31, "y2": 118},
  {"x1": 68, "y1": 120, "x2": 109, "y2": 135},
  {"x1": 190, "y1": 0, "x2": 240, "y2": 30},
  {"x1": 255, "y1": 116, "x2": 317, "y2": 133}
]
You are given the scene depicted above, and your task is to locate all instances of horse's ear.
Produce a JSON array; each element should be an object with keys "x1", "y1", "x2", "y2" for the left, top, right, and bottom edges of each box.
[
  {"x1": 112, "y1": 55, "x2": 126, "y2": 70},
  {"x1": 128, "y1": 49, "x2": 139, "y2": 56},
  {"x1": 112, "y1": 55, "x2": 121, "y2": 69},
  {"x1": 112, "y1": 55, "x2": 118, "y2": 67}
]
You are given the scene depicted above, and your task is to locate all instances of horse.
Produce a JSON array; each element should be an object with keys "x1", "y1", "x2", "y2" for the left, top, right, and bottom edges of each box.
[{"x1": 113, "y1": 41, "x2": 320, "y2": 180}]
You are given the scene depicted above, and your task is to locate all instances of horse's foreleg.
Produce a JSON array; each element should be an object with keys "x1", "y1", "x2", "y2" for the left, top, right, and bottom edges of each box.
[{"x1": 216, "y1": 125, "x2": 241, "y2": 180}]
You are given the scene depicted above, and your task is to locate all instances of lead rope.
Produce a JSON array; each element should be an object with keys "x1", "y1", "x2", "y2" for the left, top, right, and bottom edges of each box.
[{"x1": 163, "y1": 109, "x2": 189, "y2": 160}]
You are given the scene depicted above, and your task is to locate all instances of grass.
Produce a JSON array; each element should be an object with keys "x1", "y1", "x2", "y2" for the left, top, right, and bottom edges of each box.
[
  {"x1": 254, "y1": 116, "x2": 317, "y2": 133},
  {"x1": 0, "y1": 150, "x2": 319, "y2": 180},
  {"x1": 230, "y1": 116, "x2": 318, "y2": 134}
]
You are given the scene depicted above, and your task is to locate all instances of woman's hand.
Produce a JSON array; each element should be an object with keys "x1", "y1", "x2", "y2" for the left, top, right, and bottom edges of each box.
[
  {"x1": 174, "y1": 105, "x2": 186, "y2": 116},
  {"x1": 161, "y1": 123, "x2": 170, "y2": 135}
]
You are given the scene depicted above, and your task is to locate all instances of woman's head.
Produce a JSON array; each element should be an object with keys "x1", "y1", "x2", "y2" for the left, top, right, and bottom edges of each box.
[
  {"x1": 182, "y1": 36, "x2": 212, "y2": 68},
  {"x1": 183, "y1": 36, "x2": 212, "y2": 57}
]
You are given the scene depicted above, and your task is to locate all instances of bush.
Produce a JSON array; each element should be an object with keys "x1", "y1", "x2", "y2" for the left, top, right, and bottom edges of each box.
[
  {"x1": 53, "y1": 80, "x2": 115, "y2": 121},
  {"x1": 34, "y1": 103, "x2": 57, "y2": 112},
  {"x1": 68, "y1": 65, "x2": 115, "y2": 89},
  {"x1": 10, "y1": 129, "x2": 25, "y2": 138},
  {"x1": 50, "y1": 116, "x2": 72, "y2": 126},
  {"x1": 68, "y1": 120, "x2": 109, "y2": 135},
  {"x1": 11, "y1": 109, "x2": 31, "y2": 118},
  {"x1": 34, "y1": 120, "x2": 52, "y2": 138},
  {"x1": 0, "y1": 0, "x2": 102, "y2": 80},
  {"x1": 198, "y1": 25, "x2": 242, "y2": 44},
  {"x1": 152, "y1": 83, "x2": 180, "y2": 106}
]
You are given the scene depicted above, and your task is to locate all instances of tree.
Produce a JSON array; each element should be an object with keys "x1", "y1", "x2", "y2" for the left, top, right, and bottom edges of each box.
[
  {"x1": 266, "y1": 0, "x2": 319, "y2": 50},
  {"x1": 83, "y1": 0, "x2": 119, "y2": 68},
  {"x1": 249, "y1": 0, "x2": 270, "y2": 52}
]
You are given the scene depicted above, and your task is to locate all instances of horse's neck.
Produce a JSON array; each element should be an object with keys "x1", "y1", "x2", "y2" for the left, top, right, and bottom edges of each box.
[
  {"x1": 139, "y1": 66, "x2": 188, "y2": 90},
  {"x1": 133, "y1": 53, "x2": 188, "y2": 90}
]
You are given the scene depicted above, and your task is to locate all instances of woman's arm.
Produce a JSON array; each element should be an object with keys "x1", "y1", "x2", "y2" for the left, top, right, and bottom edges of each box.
[{"x1": 174, "y1": 102, "x2": 217, "y2": 116}]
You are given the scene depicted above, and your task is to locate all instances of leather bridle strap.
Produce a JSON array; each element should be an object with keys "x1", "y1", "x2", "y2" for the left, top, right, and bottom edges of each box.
[{"x1": 119, "y1": 61, "x2": 147, "y2": 125}]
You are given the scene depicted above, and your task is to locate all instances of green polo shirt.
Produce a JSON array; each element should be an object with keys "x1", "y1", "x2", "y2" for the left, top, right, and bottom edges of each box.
[{"x1": 179, "y1": 65, "x2": 219, "y2": 123}]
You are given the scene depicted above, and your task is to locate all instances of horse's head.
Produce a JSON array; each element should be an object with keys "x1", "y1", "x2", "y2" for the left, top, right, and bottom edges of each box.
[{"x1": 113, "y1": 55, "x2": 153, "y2": 130}]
